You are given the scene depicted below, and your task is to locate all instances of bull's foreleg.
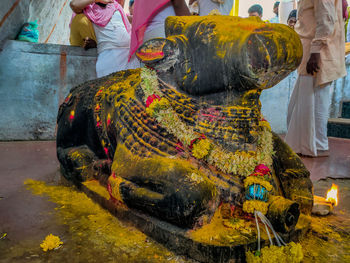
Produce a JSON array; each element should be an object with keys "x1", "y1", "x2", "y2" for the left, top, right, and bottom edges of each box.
[
  {"x1": 272, "y1": 132, "x2": 313, "y2": 214},
  {"x1": 107, "y1": 144, "x2": 217, "y2": 228},
  {"x1": 57, "y1": 145, "x2": 111, "y2": 184}
]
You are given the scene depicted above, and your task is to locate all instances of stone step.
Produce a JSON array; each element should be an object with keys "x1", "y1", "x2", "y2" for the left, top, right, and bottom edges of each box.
[{"x1": 327, "y1": 118, "x2": 350, "y2": 139}]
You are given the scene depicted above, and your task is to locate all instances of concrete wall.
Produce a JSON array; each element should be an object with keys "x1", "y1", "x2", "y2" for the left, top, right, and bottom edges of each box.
[
  {"x1": 0, "y1": 0, "x2": 72, "y2": 46},
  {"x1": 0, "y1": 40, "x2": 96, "y2": 140}
]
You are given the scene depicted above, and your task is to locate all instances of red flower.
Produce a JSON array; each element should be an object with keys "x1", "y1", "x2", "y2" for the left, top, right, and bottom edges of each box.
[
  {"x1": 146, "y1": 94, "x2": 161, "y2": 107},
  {"x1": 254, "y1": 164, "x2": 270, "y2": 175},
  {"x1": 176, "y1": 141, "x2": 184, "y2": 152}
]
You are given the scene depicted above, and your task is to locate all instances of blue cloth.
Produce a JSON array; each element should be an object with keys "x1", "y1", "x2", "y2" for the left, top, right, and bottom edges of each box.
[
  {"x1": 17, "y1": 21, "x2": 39, "y2": 43},
  {"x1": 246, "y1": 184, "x2": 269, "y2": 202}
]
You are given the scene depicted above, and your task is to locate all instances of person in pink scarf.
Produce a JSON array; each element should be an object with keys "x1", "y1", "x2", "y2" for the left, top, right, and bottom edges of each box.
[
  {"x1": 70, "y1": 0, "x2": 140, "y2": 77},
  {"x1": 129, "y1": 0, "x2": 190, "y2": 60}
]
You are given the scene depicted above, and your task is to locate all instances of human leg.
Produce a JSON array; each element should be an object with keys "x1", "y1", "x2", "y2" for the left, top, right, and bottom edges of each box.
[
  {"x1": 70, "y1": 13, "x2": 97, "y2": 48},
  {"x1": 285, "y1": 75, "x2": 317, "y2": 156},
  {"x1": 314, "y1": 82, "x2": 332, "y2": 152}
]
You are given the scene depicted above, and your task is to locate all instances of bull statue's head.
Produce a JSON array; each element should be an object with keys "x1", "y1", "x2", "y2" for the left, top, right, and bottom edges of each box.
[{"x1": 136, "y1": 16, "x2": 302, "y2": 96}]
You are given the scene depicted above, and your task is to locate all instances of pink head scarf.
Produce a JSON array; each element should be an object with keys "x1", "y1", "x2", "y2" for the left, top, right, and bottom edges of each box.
[
  {"x1": 129, "y1": 0, "x2": 171, "y2": 60},
  {"x1": 83, "y1": 1, "x2": 131, "y2": 32}
]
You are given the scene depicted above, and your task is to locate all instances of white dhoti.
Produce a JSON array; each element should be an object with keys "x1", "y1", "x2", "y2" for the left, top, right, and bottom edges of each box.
[
  {"x1": 96, "y1": 48, "x2": 140, "y2": 78},
  {"x1": 285, "y1": 75, "x2": 331, "y2": 156}
]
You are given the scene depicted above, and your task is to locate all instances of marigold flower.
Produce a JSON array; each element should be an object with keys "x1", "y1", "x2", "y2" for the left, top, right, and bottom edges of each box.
[
  {"x1": 192, "y1": 138, "x2": 212, "y2": 159},
  {"x1": 40, "y1": 234, "x2": 63, "y2": 252}
]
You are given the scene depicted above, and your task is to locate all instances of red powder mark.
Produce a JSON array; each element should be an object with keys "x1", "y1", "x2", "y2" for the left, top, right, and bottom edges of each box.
[
  {"x1": 230, "y1": 205, "x2": 235, "y2": 217},
  {"x1": 64, "y1": 93, "x2": 71, "y2": 103},
  {"x1": 96, "y1": 121, "x2": 101, "y2": 128},
  {"x1": 0, "y1": 0, "x2": 21, "y2": 29},
  {"x1": 69, "y1": 113, "x2": 74, "y2": 121},
  {"x1": 107, "y1": 183, "x2": 118, "y2": 203},
  {"x1": 104, "y1": 147, "x2": 108, "y2": 156},
  {"x1": 111, "y1": 172, "x2": 116, "y2": 179},
  {"x1": 107, "y1": 119, "x2": 111, "y2": 126},
  {"x1": 137, "y1": 50, "x2": 164, "y2": 61},
  {"x1": 44, "y1": 0, "x2": 69, "y2": 43},
  {"x1": 146, "y1": 94, "x2": 161, "y2": 107},
  {"x1": 199, "y1": 108, "x2": 226, "y2": 122},
  {"x1": 60, "y1": 51, "x2": 67, "y2": 89},
  {"x1": 176, "y1": 141, "x2": 184, "y2": 152}
]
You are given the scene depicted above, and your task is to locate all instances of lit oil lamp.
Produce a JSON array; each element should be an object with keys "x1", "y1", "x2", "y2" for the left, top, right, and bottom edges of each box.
[{"x1": 312, "y1": 184, "x2": 338, "y2": 216}]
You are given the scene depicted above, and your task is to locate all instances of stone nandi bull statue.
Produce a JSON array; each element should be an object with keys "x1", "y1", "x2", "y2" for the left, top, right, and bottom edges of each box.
[{"x1": 57, "y1": 16, "x2": 313, "y2": 234}]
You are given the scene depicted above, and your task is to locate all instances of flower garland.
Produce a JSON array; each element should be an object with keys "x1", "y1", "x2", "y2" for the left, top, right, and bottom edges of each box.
[
  {"x1": 243, "y1": 164, "x2": 273, "y2": 215},
  {"x1": 140, "y1": 67, "x2": 274, "y2": 177}
]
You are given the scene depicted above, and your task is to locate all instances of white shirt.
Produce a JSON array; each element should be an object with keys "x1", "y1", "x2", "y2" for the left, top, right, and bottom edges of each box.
[
  {"x1": 198, "y1": 0, "x2": 233, "y2": 16},
  {"x1": 147, "y1": 3, "x2": 176, "y2": 32},
  {"x1": 93, "y1": 10, "x2": 131, "y2": 54}
]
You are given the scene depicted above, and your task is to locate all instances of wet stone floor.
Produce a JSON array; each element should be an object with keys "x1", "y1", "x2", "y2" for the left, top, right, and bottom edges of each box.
[{"x1": 0, "y1": 140, "x2": 350, "y2": 262}]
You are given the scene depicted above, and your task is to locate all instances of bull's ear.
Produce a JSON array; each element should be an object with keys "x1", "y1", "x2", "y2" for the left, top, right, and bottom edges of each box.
[{"x1": 136, "y1": 38, "x2": 179, "y2": 66}]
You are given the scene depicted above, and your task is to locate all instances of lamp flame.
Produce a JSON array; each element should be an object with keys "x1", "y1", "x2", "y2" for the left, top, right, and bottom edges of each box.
[{"x1": 326, "y1": 184, "x2": 338, "y2": 206}]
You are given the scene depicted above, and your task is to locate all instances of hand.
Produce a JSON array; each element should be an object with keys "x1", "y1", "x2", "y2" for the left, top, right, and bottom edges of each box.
[
  {"x1": 306, "y1": 53, "x2": 320, "y2": 75},
  {"x1": 83, "y1": 37, "x2": 97, "y2": 50}
]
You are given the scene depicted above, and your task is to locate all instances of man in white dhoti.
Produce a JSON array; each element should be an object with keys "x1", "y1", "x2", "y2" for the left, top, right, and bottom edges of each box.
[{"x1": 285, "y1": 0, "x2": 346, "y2": 157}]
